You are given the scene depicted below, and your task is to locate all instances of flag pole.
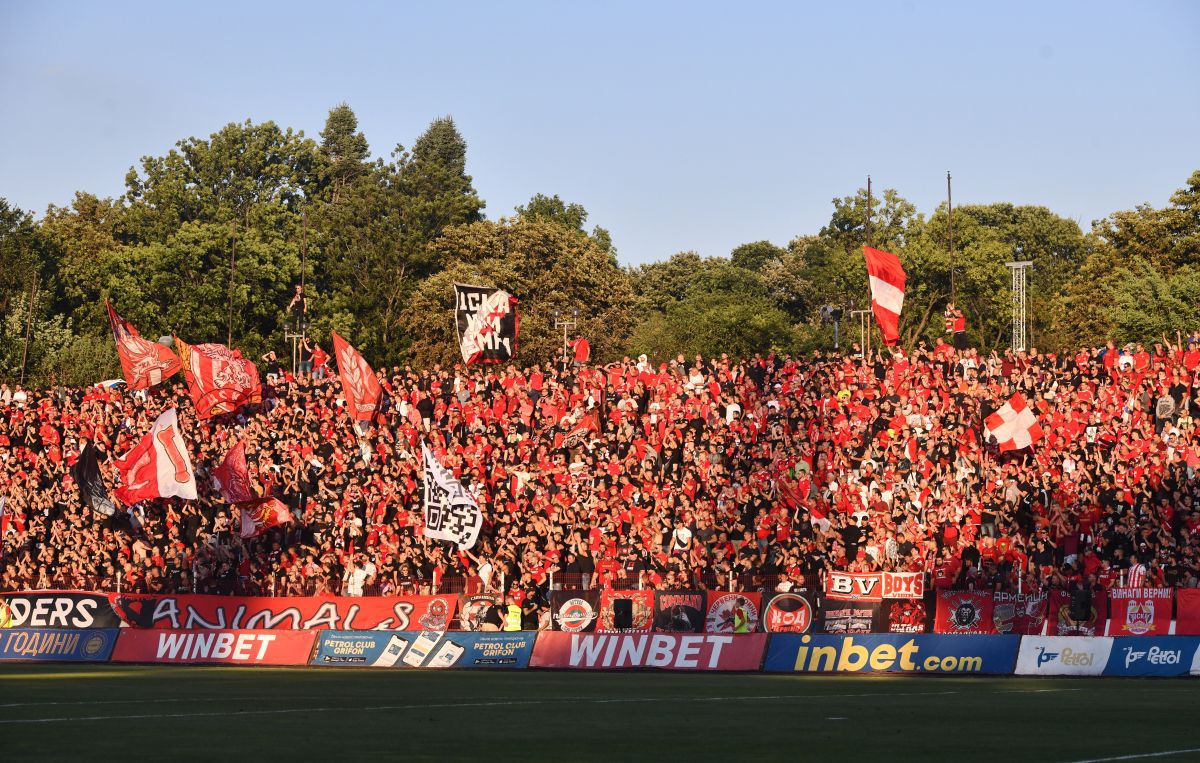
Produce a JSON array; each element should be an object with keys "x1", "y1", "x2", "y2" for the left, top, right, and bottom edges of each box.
[
  {"x1": 227, "y1": 223, "x2": 237, "y2": 347},
  {"x1": 865, "y1": 175, "x2": 872, "y2": 248},
  {"x1": 947, "y1": 171, "x2": 956, "y2": 303},
  {"x1": 19, "y1": 273, "x2": 37, "y2": 386}
]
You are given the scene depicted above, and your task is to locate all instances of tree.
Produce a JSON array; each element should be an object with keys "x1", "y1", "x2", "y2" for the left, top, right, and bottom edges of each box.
[
  {"x1": 1094, "y1": 170, "x2": 1200, "y2": 271},
  {"x1": 402, "y1": 219, "x2": 634, "y2": 366},
  {"x1": 318, "y1": 103, "x2": 371, "y2": 204},
  {"x1": 516, "y1": 193, "x2": 617, "y2": 261},
  {"x1": 396, "y1": 117, "x2": 484, "y2": 248},
  {"x1": 730, "y1": 240, "x2": 785, "y2": 272}
]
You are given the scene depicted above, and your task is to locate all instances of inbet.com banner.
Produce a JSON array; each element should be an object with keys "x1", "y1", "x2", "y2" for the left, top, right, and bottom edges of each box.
[
  {"x1": 530, "y1": 632, "x2": 766, "y2": 671},
  {"x1": 106, "y1": 593, "x2": 457, "y2": 631},
  {"x1": 706, "y1": 591, "x2": 761, "y2": 634},
  {"x1": 1015, "y1": 636, "x2": 1112, "y2": 676},
  {"x1": 1108, "y1": 588, "x2": 1173, "y2": 636},
  {"x1": 112, "y1": 629, "x2": 316, "y2": 665},
  {"x1": 1103, "y1": 637, "x2": 1200, "y2": 677},
  {"x1": 312, "y1": 631, "x2": 535, "y2": 669},
  {"x1": 824, "y1": 571, "x2": 923, "y2": 602},
  {"x1": 0, "y1": 591, "x2": 122, "y2": 629},
  {"x1": 0, "y1": 628, "x2": 118, "y2": 662},
  {"x1": 764, "y1": 634, "x2": 1018, "y2": 674}
]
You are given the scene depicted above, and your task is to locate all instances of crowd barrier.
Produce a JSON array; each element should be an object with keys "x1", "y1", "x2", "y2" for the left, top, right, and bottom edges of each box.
[{"x1": 3, "y1": 590, "x2": 1200, "y2": 676}]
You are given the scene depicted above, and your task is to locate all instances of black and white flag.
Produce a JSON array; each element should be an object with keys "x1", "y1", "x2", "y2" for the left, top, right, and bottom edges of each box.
[
  {"x1": 453, "y1": 283, "x2": 518, "y2": 364},
  {"x1": 71, "y1": 441, "x2": 116, "y2": 517},
  {"x1": 421, "y1": 443, "x2": 483, "y2": 551}
]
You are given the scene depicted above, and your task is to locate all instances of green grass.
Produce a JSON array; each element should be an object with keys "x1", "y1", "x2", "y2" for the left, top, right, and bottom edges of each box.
[{"x1": 0, "y1": 666, "x2": 1198, "y2": 761}]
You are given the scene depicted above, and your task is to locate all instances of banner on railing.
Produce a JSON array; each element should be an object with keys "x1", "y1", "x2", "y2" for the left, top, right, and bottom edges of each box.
[
  {"x1": 824, "y1": 571, "x2": 924, "y2": 602},
  {"x1": 762, "y1": 592, "x2": 817, "y2": 633},
  {"x1": 458, "y1": 595, "x2": 499, "y2": 631},
  {"x1": 1177, "y1": 589, "x2": 1200, "y2": 636},
  {"x1": 0, "y1": 591, "x2": 122, "y2": 629},
  {"x1": 530, "y1": 632, "x2": 767, "y2": 671},
  {"x1": 598, "y1": 590, "x2": 653, "y2": 633},
  {"x1": 1108, "y1": 588, "x2": 1173, "y2": 636},
  {"x1": 550, "y1": 590, "x2": 600, "y2": 632},
  {"x1": 311, "y1": 630, "x2": 535, "y2": 669},
  {"x1": 112, "y1": 629, "x2": 316, "y2": 665},
  {"x1": 882, "y1": 600, "x2": 928, "y2": 634},
  {"x1": 1047, "y1": 589, "x2": 1107, "y2": 636},
  {"x1": 1103, "y1": 637, "x2": 1200, "y2": 677},
  {"x1": 764, "y1": 634, "x2": 1019, "y2": 674},
  {"x1": 705, "y1": 592, "x2": 761, "y2": 634},
  {"x1": 934, "y1": 591, "x2": 995, "y2": 635},
  {"x1": 105, "y1": 593, "x2": 458, "y2": 631},
  {"x1": 653, "y1": 591, "x2": 705, "y2": 633},
  {"x1": 1015, "y1": 635, "x2": 1111, "y2": 676},
  {"x1": 819, "y1": 600, "x2": 882, "y2": 634},
  {"x1": 992, "y1": 591, "x2": 1047, "y2": 635},
  {"x1": 0, "y1": 628, "x2": 118, "y2": 661}
]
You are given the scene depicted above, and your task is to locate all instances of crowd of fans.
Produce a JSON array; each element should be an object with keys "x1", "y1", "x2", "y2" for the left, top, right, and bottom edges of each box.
[{"x1": 3, "y1": 334, "x2": 1200, "y2": 613}]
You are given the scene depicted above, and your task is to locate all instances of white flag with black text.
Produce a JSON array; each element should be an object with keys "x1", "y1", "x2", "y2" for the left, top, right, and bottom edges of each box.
[{"x1": 421, "y1": 443, "x2": 483, "y2": 551}]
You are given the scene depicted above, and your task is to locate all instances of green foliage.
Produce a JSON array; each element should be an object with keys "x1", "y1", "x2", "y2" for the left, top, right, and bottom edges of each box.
[{"x1": 730, "y1": 240, "x2": 785, "y2": 272}]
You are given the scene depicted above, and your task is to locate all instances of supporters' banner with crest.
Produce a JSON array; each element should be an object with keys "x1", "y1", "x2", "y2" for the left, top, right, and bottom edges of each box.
[
  {"x1": 106, "y1": 300, "x2": 181, "y2": 389},
  {"x1": 421, "y1": 444, "x2": 483, "y2": 551},
  {"x1": 1047, "y1": 588, "x2": 1108, "y2": 636},
  {"x1": 212, "y1": 441, "x2": 254, "y2": 504},
  {"x1": 883, "y1": 599, "x2": 928, "y2": 634},
  {"x1": 598, "y1": 589, "x2": 653, "y2": 633},
  {"x1": 112, "y1": 408, "x2": 197, "y2": 504},
  {"x1": 105, "y1": 593, "x2": 457, "y2": 631},
  {"x1": 934, "y1": 590, "x2": 995, "y2": 635},
  {"x1": 237, "y1": 496, "x2": 293, "y2": 539},
  {"x1": 992, "y1": 591, "x2": 1048, "y2": 635},
  {"x1": 1176, "y1": 588, "x2": 1200, "y2": 636},
  {"x1": 1108, "y1": 588, "x2": 1173, "y2": 636},
  {"x1": 761, "y1": 592, "x2": 817, "y2": 633},
  {"x1": 331, "y1": 332, "x2": 383, "y2": 423},
  {"x1": 550, "y1": 590, "x2": 600, "y2": 633},
  {"x1": 454, "y1": 283, "x2": 518, "y2": 364},
  {"x1": 704, "y1": 591, "x2": 761, "y2": 634},
  {"x1": 175, "y1": 338, "x2": 262, "y2": 419},
  {"x1": 653, "y1": 591, "x2": 705, "y2": 633},
  {"x1": 824, "y1": 571, "x2": 924, "y2": 602},
  {"x1": 70, "y1": 441, "x2": 116, "y2": 517}
]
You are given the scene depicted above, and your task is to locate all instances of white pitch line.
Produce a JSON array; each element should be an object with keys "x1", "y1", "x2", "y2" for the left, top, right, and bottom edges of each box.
[
  {"x1": 0, "y1": 696, "x2": 326, "y2": 709},
  {"x1": 0, "y1": 688, "x2": 1082, "y2": 725},
  {"x1": 1064, "y1": 750, "x2": 1200, "y2": 763}
]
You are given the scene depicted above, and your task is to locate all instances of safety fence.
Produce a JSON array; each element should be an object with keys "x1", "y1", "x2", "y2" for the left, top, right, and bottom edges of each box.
[{"x1": 1, "y1": 589, "x2": 1199, "y2": 676}]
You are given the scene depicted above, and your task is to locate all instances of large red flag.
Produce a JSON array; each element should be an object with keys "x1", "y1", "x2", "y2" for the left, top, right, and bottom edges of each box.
[
  {"x1": 0, "y1": 496, "x2": 27, "y2": 537},
  {"x1": 175, "y1": 338, "x2": 262, "y2": 419},
  {"x1": 113, "y1": 408, "x2": 197, "y2": 504},
  {"x1": 212, "y1": 440, "x2": 255, "y2": 503},
  {"x1": 237, "y1": 496, "x2": 293, "y2": 539},
  {"x1": 985, "y1": 393, "x2": 1044, "y2": 451},
  {"x1": 862, "y1": 246, "x2": 905, "y2": 346},
  {"x1": 331, "y1": 332, "x2": 383, "y2": 423},
  {"x1": 106, "y1": 300, "x2": 181, "y2": 389}
]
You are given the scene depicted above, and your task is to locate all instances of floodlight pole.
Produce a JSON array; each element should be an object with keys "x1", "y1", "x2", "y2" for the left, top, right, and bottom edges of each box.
[
  {"x1": 1005, "y1": 261, "x2": 1032, "y2": 352},
  {"x1": 552, "y1": 309, "x2": 579, "y2": 369}
]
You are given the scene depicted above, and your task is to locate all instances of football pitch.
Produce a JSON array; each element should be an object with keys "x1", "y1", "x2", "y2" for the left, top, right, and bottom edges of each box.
[{"x1": 1, "y1": 666, "x2": 1198, "y2": 762}]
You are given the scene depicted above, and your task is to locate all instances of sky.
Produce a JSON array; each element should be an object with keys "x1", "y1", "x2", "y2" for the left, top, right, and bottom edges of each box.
[{"x1": 0, "y1": 1, "x2": 1197, "y2": 266}]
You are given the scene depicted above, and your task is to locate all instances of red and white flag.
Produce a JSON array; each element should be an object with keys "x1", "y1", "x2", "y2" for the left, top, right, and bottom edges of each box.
[
  {"x1": 331, "y1": 332, "x2": 383, "y2": 423},
  {"x1": 985, "y1": 393, "x2": 1044, "y2": 452},
  {"x1": 113, "y1": 408, "x2": 198, "y2": 504},
  {"x1": 863, "y1": 246, "x2": 905, "y2": 346},
  {"x1": 106, "y1": 300, "x2": 181, "y2": 390},
  {"x1": 175, "y1": 338, "x2": 262, "y2": 419},
  {"x1": 237, "y1": 496, "x2": 293, "y2": 539},
  {"x1": 0, "y1": 496, "x2": 27, "y2": 537},
  {"x1": 212, "y1": 440, "x2": 255, "y2": 503}
]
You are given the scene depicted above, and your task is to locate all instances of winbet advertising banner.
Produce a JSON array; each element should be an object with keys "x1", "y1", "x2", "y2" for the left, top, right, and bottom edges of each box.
[
  {"x1": 112, "y1": 629, "x2": 317, "y2": 666},
  {"x1": 1015, "y1": 636, "x2": 1112, "y2": 676},
  {"x1": 312, "y1": 631, "x2": 535, "y2": 669},
  {"x1": 530, "y1": 632, "x2": 767, "y2": 671},
  {"x1": 763, "y1": 634, "x2": 1019, "y2": 674},
  {"x1": 0, "y1": 628, "x2": 118, "y2": 662},
  {"x1": 1102, "y1": 637, "x2": 1200, "y2": 677}
]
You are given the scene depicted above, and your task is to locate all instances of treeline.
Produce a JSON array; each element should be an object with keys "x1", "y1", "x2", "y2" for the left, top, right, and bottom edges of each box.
[{"x1": 1, "y1": 103, "x2": 1198, "y2": 385}]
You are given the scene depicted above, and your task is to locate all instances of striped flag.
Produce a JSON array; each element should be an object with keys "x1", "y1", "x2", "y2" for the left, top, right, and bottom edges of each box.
[{"x1": 863, "y1": 246, "x2": 906, "y2": 346}]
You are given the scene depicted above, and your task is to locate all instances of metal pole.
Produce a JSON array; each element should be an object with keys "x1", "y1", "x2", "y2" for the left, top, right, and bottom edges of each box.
[
  {"x1": 227, "y1": 224, "x2": 237, "y2": 346},
  {"x1": 865, "y1": 176, "x2": 872, "y2": 248},
  {"x1": 18, "y1": 274, "x2": 37, "y2": 386},
  {"x1": 947, "y1": 171, "x2": 956, "y2": 303}
]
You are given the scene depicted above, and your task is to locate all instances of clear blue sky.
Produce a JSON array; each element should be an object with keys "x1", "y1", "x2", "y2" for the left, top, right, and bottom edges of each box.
[{"x1": 1, "y1": 1, "x2": 1197, "y2": 265}]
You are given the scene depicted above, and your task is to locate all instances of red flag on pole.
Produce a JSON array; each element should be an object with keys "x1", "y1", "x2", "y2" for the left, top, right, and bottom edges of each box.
[
  {"x1": 113, "y1": 408, "x2": 198, "y2": 504},
  {"x1": 212, "y1": 440, "x2": 255, "y2": 503},
  {"x1": 862, "y1": 246, "x2": 906, "y2": 346},
  {"x1": 106, "y1": 300, "x2": 181, "y2": 389},
  {"x1": 237, "y1": 496, "x2": 293, "y2": 539},
  {"x1": 331, "y1": 332, "x2": 383, "y2": 423},
  {"x1": 175, "y1": 338, "x2": 262, "y2": 419}
]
